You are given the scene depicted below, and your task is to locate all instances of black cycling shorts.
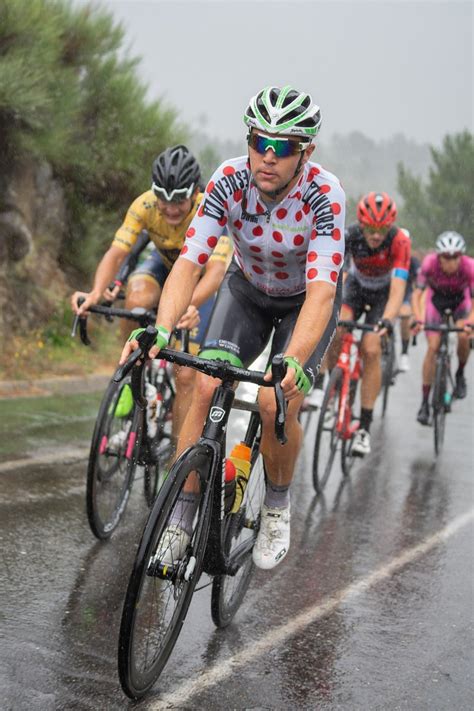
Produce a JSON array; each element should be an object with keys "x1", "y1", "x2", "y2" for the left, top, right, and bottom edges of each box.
[
  {"x1": 342, "y1": 274, "x2": 390, "y2": 325},
  {"x1": 200, "y1": 261, "x2": 342, "y2": 386}
]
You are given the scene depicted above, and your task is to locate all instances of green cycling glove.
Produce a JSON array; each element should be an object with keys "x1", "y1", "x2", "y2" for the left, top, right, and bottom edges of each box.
[
  {"x1": 127, "y1": 325, "x2": 171, "y2": 351},
  {"x1": 284, "y1": 356, "x2": 312, "y2": 395}
]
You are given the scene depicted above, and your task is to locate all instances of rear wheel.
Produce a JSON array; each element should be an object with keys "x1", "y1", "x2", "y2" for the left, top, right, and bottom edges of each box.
[
  {"x1": 340, "y1": 378, "x2": 359, "y2": 477},
  {"x1": 118, "y1": 446, "x2": 213, "y2": 700},
  {"x1": 211, "y1": 448, "x2": 266, "y2": 628},
  {"x1": 86, "y1": 376, "x2": 135, "y2": 539},
  {"x1": 381, "y1": 335, "x2": 396, "y2": 417},
  {"x1": 312, "y1": 368, "x2": 342, "y2": 494},
  {"x1": 433, "y1": 357, "x2": 448, "y2": 456}
]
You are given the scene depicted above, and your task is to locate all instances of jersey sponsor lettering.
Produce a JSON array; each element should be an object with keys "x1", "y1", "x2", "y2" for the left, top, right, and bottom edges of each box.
[{"x1": 178, "y1": 157, "x2": 345, "y2": 296}]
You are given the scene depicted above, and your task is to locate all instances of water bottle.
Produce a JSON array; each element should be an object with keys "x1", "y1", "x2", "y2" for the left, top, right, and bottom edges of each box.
[
  {"x1": 228, "y1": 443, "x2": 252, "y2": 514},
  {"x1": 224, "y1": 459, "x2": 236, "y2": 513}
]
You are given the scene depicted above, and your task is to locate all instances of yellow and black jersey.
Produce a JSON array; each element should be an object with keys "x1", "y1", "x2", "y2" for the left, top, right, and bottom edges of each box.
[{"x1": 112, "y1": 190, "x2": 204, "y2": 270}]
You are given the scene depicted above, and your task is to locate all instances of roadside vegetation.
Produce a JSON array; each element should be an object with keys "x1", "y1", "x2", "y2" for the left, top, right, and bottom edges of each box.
[{"x1": 0, "y1": 0, "x2": 471, "y2": 380}]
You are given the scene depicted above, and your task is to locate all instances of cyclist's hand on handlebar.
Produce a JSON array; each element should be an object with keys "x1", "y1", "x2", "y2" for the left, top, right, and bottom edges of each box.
[
  {"x1": 374, "y1": 317, "x2": 393, "y2": 337},
  {"x1": 102, "y1": 284, "x2": 121, "y2": 303},
  {"x1": 176, "y1": 304, "x2": 200, "y2": 330},
  {"x1": 411, "y1": 319, "x2": 424, "y2": 335},
  {"x1": 71, "y1": 290, "x2": 100, "y2": 316},
  {"x1": 263, "y1": 355, "x2": 310, "y2": 401},
  {"x1": 118, "y1": 325, "x2": 171, "y2": 365},
  {"x1": 462, "y1": 321, "x2": 474, "y2": 337}
]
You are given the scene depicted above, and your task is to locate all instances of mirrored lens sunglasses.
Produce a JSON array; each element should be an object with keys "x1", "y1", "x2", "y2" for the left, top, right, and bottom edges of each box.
[
  {"x1": 439, "y1": 252, "x2": 462, "y2": 260},
  {"x1": 247, "y1": 132, "x2": 310, "y2": 158},
  {"x1": 152, "y1": 182, "x2": 194, "y2": 203}
]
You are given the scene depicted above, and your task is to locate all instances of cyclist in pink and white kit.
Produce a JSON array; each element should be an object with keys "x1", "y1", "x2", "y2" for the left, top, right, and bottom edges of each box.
[
  {"x1": 412, "y1": 231, "x2": 474, "y2": 424},
  {"x1": 121, "y1": 85, "x2": 345, "y2": 570}
]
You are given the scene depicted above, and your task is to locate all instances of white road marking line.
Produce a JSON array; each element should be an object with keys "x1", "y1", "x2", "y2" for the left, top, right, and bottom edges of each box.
[
  {"x1": 152, "y1": 507, "x2": 474, "y2": 709},
  {"x1": 0, "y1": 447, "x2": 89, "y2": 473}
]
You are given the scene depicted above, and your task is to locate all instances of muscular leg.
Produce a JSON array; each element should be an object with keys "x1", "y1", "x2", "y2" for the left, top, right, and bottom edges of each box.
[
  {"x1": 172, "y1": 365, "x2": 197, "y2": 438},
  {"x1": 360, "y1": 332, "x2": 382, "y2": 410},
  {"x1": 455, "y1": 320, "x2": 470, "y2": 367},
  {"x1": 422, "y1": 334, "x2": 441, "y2": 388},
  {"x1": 120, "y1": 276, "x2": 161, "y2": 341},
  {"x1": 258, "y1": 387, "x2": 304, "y2": 488},
  {"x1": 399, "y1": 303, "x2": 411, "y2": 353}
]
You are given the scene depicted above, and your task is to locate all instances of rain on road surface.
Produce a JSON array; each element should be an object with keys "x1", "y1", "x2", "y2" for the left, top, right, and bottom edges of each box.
[{"x1": 1, "y1": 348, "x2": 473, "y2": 710}]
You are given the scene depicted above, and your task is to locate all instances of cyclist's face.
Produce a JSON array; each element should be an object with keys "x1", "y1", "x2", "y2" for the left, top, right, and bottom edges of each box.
[
  {"x1": 248, "y1": 130, "x2": 315, "y2": 197},
  {"x1": 156, "y1": 192, "x2": 196, "y2": 225},
  {"x1": 362, "y1": 226, "x2": 389, "y2": 248},
  {"x1": 439, "y1": 253, "x2": 461, "y2": 274}
]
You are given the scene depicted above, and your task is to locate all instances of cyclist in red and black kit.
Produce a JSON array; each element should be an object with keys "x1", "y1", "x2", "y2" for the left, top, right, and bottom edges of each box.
[{"x1": 334, "y1": 192, "x2": 411, "y2": 455}]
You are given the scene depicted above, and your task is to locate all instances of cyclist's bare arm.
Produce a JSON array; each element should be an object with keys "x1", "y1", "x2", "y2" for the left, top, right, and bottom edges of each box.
[
  {"x1": 71, "y1": 245, "x2": 127, "y2": 315},
  {"x1": 119, "y1": 257, "x2": 202, "y2": 363},
  {"x1": 411, "y1": 286, "x2": 425, "y2": 331},
  {"x1": 264, "y1": 280, "x2": 336, "y2": 400},
  {"x1": 176, "y1": 258, "x2": 227, "y2": 331},
  {"x1": 382, "y1": 276, "x2": 407, "y2": 322}
]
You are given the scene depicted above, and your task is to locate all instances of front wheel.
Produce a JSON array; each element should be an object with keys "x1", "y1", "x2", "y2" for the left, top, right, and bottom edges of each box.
[
  {"x1": 86, "y1": 376, "x2": 135, "y2": 540},
  {"x1": 312, "y1": 368, "x2": 342, "y2": 494},
  {"x1": 118, "y1": 445, "x2": 213, "y2": 700},
  {"x1": 432, "y1": 357, "x2": 448, "y2": 456},
  {"x1": 211, "y1": 450, "x2": 266, "y2": 628},
  {"x1": 381, "y1": 335, "x2": 396, "y2": 417}
]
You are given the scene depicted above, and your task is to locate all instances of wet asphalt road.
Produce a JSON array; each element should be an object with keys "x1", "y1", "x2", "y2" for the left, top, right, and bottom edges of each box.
[{"x1": 1, "y1": 347, "x2": 473, "y2": 710}]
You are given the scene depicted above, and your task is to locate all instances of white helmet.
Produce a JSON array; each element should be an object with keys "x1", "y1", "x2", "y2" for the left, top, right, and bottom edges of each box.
[
  {"x1": 401, "y1": 228, "x2": 411, "y2": 239},
  {"x1": 435, "y1": 231, "x2": 466, "y2": 255},
  {"x1": 244, "y1": 85, "x2": 322, "y2": 138}
]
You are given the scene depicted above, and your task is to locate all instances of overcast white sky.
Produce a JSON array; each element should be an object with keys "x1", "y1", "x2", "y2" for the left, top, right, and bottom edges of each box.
[{"x1": 77, "y1": 0, "x2": 473, "y2": 146}]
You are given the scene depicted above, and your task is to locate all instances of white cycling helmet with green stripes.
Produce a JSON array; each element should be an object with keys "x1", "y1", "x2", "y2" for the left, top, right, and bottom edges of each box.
[{"x1": 244, "y1": 85, "x2": 322, "y2": 138}]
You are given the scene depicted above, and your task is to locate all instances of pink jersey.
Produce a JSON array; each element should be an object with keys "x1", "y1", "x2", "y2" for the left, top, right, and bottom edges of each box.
[
  {"x1": 417, "y1": 253, "x2": 474, "y2": 297},
  {"x1": 178, "y1": 156, "x2": 345, "y2": 297}
]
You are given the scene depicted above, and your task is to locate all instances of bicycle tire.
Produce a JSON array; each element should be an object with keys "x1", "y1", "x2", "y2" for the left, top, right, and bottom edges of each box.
[
  {"x1": 381, "y1": 335, "x2": 395, "y2": 417},
  {"x1": 432, "y1": 357, "x2": 447, "y2": 456},
  {"x1": 211, "y1": 449, "x2": 266, "y2": 628},
  {"x1": 340, "y1": 379, "x2": 359, "y2": 477},
  {"x1": 124, "y1": 363, "x2": 175, "y2": 508},
  {"x1": 118, "y1": 445, "x2": 213, "y2": 700},
  {"x1": 86, "y1": 376, "x2": 135, "y2": 540},
  {"x1": 312, "y1": 367, "x2": 342, "y2": 494}
]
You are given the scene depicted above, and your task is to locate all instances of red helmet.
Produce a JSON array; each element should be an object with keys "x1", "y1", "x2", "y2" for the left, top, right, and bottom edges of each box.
[{"x1": 357, "y1": 192, "x2": 397, "y2": 229}]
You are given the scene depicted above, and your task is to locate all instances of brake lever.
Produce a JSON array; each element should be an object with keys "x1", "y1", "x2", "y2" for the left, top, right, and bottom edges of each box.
[
  {"x1": 71, "y1": 296, "x2": 91, "y2": 344},
  {"x1": 271, "y1": 354, "x2": 288, "y2": 445}
]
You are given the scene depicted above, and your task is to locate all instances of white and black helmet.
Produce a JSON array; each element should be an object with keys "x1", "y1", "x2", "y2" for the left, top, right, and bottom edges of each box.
[
  {"x1": 435, "y1": 231, "x2": 466, "y2": 255},
  {"x1": 244, "y1": 85, "x2": 322, "y2": 138},
  {"x1": 151, "y1": 145, "x2": 201, "y2": 201}
]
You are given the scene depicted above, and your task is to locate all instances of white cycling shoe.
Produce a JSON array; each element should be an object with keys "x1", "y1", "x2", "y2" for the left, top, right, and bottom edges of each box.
[
  {"x1": 149, "y1": 524, "x2": 190, "y2": 568},
  {"x1": 399, "y1": 354, "x2": 410, "y2": 372},
  {"x1": 352, "y1": 428, "x2": 371, "y2": 456},
  {"x1": 253, "y1": 504, "x2": 290, "y2": 570}
]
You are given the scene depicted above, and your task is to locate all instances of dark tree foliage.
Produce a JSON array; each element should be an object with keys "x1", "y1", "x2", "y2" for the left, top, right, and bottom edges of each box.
[
  {"x1": 397, "y1": 131, "x2": 473, "y2": 249},
  {"x1": 0, "y1": 0, "x2": 186, "y2": 278}
]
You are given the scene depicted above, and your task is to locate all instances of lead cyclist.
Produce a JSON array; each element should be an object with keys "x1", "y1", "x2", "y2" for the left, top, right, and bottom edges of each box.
[{"x1": 121, "y1": 85, "x2": 345, "y2": 570}]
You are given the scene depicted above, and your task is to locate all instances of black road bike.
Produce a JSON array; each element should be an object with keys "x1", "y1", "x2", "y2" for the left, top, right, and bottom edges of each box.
[
  {"x1": 115, "y1": 327, "x2": 287, "y2": 700},
  {"x1": 424, "y1": 310, "x2": 465, "y2": 456},
  {"x1": 72, "y1": 303, "x2": 186, "y2": 539}
]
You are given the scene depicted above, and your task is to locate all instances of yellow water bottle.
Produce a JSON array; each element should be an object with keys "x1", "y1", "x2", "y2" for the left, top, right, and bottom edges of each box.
[{"x1": 228, "y1": 442, "x2": 252, "y2": 514}]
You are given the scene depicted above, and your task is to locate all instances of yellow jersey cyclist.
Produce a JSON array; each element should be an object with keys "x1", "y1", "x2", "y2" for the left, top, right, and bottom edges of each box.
[
  {"x1": 121, "y1": 85, "x2": 345, "y2": 570},
  {"x1": 71, "y1": 145, "x2": 232, "y2": 435}
]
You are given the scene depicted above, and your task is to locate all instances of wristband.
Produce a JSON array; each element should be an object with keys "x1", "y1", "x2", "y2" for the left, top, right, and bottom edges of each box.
[
  {"x1": 127, "y1": 325, "x2": 171, "y2": 351},
  {"x1": 283, "y1": 356, "x2": 311, "y2": 395},
  {"x1": 155, "y1": 325, "x2": 171, "y2": 350}
]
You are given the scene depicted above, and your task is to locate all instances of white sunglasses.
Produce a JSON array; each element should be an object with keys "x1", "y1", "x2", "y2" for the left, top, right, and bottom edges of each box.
[{"x1": 152, "y1": 182, "x2": 195, "y2": 202}]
